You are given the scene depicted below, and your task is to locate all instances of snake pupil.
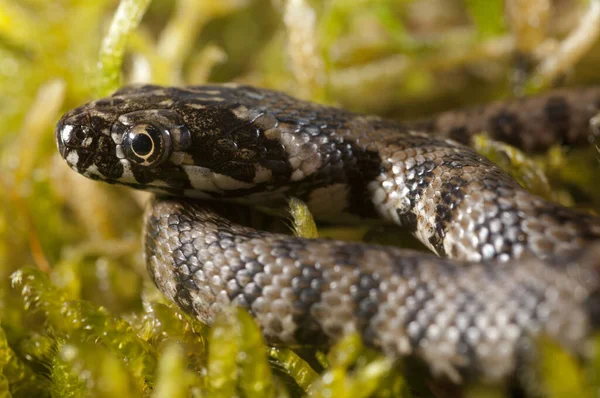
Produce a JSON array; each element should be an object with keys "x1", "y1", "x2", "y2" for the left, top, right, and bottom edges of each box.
[
  {"x1": 123, "y1": 122, "x2": 171, "y2": 166},
  {"x1": 132, "y1": 132, "x2": 154, "y2": 156}
]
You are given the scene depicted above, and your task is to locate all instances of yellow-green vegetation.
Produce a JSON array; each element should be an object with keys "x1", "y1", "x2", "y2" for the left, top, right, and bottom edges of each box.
[{"x1": 1, "y1": 0, "x2": 600, "y2": 396}]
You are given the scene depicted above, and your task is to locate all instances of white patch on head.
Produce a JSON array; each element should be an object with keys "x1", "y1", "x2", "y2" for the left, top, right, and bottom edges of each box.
[
  {"x1": 197, "y1": 89, "x2": 222, "y2": 95},
  {"x1": 82, "y1": 136, "x2": 93, "y2": 147},
  {"x1": 84, "y1": 164, "x2": 104, "y2": 179},
  {"x1": 61, "y1": 124, "x2": 73, "y2": 143},
  {"x1": 183, "y1": 165, "x2": 219, "y2": 191},
  {"x1": 184, "y1": 103, "x2": 206, "y2": 109},
  {"x1": 180, "y1": 87, "x2": 222, "y2": 95},
  {"x1": 112, "y1": 131, "x2": 123, "y2": 145},
  {"x1": 183, "y1": 165, "x2": 256, "y2": 192},
  {"x1": 231, "y1": 105, "x2": 250, "y2": 120},
  {"x1": 158, "y1": 99, "x2": 173, "y2": 107},
  {"x1": 117, "y1": 109, "x2": 162, "y2": 126},
  {"x1": 169, "y1": 126, "x2": 188, "y2": 151},
  {"x1": 190, "y1": 96, "x2": 224, "y2": 102},
  {"x1": 116, "y1": 144, "x2": 125, "y2": 159},
  {"x1": 212, "y1": 173, "x2": 255, "y2": 190},
  {"x1": 118, "y1": 159, "x2": 137, "y2": 183},
  {"x1": 66, "y1": 150, "x2": 79, "y2": 167},
  {"x1": 242, "y1": 89, "x2": 264, "y2": 100}
]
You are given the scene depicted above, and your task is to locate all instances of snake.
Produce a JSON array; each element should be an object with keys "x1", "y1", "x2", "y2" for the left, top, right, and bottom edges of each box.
[{"x1": 55, "y1": 84, "x2": 600, "y2": 382}]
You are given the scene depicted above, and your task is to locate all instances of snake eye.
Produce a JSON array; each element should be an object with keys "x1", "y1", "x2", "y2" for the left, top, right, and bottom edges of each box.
[{"x1": 123, "y1": 123, "x2": 172, "y2": 166}]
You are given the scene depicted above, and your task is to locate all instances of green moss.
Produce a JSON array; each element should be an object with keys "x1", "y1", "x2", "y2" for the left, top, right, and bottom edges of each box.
[
  {"x1": 464, "y1": 0, "x2": 506, "y2": 38},
  {"x1": 133, "y1": 302, "x2": 207, "y2": 373},
  {"x1": 268, "y1": 347, "x2": 320, "y2": 391},
  {"x1": 288, "y1": 198, "x2": 319, "y2": 239},
  {"x1": 97, "y1": 0, "x2": 152, "y2": 96},
  {"x1": 0, "y1": 325, "x2": 48, "y2": 397},
  {"x1": 535, "y1": 336, "x2": 596, "y2": 398},
  {"x1": 53, "y1": 342, "x2": 142, "y2": 397},
  {"x1": 11, "y1": 268, "x2": 157, "y2": 388},
  {"x1": 1, "y1": 0, "x2": 600, "y2": 396},
  {"x1": 307, "y1": 334, "x2": 398, "y2": 398},
  {"x1": 209, "y1": 308, "x2": 274, "y2": 397},
  {"x1": 152, "y1": 343, "x2": 202, "y2": 398}
]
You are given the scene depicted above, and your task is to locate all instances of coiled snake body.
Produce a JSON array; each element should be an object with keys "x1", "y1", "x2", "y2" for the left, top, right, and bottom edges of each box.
[{"x1": 56, "y1": 84, "x2": 600, "y2": 381}]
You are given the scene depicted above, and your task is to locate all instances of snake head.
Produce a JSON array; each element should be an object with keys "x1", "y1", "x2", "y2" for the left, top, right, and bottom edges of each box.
[
  {"x1": 56, "y1": 85, "x2": 197, "y2": 192},
  {"x1": 56, "y1": 84, "x2": 294, "y2": 198}
]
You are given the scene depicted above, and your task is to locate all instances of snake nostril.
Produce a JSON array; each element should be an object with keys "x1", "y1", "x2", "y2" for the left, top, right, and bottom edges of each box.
[
  {"x1": 60, "y1": 123, "x2": 92, "y2": 148},
  {"x1": 74, "y1": 127, "x2": 87, "y2": 141}
]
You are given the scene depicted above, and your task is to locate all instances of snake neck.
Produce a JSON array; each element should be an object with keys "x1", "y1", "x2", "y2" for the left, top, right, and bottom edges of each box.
[{"x1": 227, "y1": 99, "x2": 600, "y2": 262}]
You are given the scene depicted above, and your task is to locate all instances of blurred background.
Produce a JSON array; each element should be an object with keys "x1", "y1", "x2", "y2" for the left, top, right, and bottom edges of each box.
[{"x1": 1, "y1": 0, "x2": 600, "y2": 396}]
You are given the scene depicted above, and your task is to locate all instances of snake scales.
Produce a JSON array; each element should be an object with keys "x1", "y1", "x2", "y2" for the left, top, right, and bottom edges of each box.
[{"x1": 55, "y1": 84, "x2": 600, "y2": 382}]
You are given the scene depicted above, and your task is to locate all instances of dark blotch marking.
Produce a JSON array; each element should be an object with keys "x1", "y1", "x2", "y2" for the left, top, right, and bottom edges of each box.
[
  {"x1": 391, "y1": 260, "x2": 435, "y2": 347},
  {"x1": 291, "y1": 257, "x2": 328, "y2": 345},
  {"x1": 96, "y1": 135, "x2": 114, "y2": 153},
  {"x1": 145, "y1": 211, "x2": 197, "y2": 315},
  {"x1": 74, "y1": 151, "x2": 95, "y2": 172},
  {"x1": 182, "y1": 103, "x2": 292, "y2": 185},
  {"x1": 453, "y1": 291, "x2": 480, "y2": 368},
  {"x1": 144, "y1": 214, "x2": 161, "y2": 276},
  {"x1": 488, "y1": 110, "x2": 524, "y2": 148},
  {"x1": 448, "y1": 126, "x2": 470, "y2": 145},
  {"x1": 353, "y1": 272, "x2": 381, "y2": 347},
  {"x1": 130, "y1": 163, "x2": 192, "y2": 188},
  {"x1": 89, "y1": 115, "x2": 111, "y2": 134},
  {"x1": 431, "y1": 174, "x2": 468, "y2": 255},
  {"x1": 221, "y1": 235, "x2": 264, "y2": 308},
  {"x1": 584, "y1": 289, "x2": 600, "y2": 329},
  {"x1": 543, "y1": 96, "x2": 571, "y2": 143},
  {"x1": 533, "y1": 200, "x2": 600, "y2": 242},
  {"x1": 96, "y1": 154, "x2": 124, "y2": 180},
  {"x1": 345, "y1": 146, "x2": 383, "y2": 218},
  {"x1": 173, "y1": 281, "x2": 197, "y2": 315},
  {"x1": 93, "y1": 97, "x2": 127, "y2": 109},
  {"x1": 397, "y1": 210, "x2": 418, "y2": 234}
]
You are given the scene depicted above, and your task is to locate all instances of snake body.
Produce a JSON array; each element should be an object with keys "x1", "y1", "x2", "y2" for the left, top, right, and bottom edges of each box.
[{"x1": 56, "y1": 84, "x2": 600, "y2": 381}]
